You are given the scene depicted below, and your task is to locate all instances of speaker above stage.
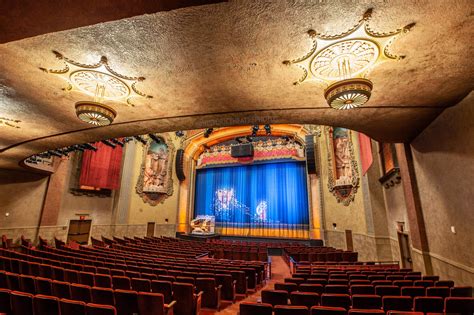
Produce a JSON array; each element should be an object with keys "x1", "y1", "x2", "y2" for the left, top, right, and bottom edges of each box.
[{"x1": 231, "y1": 143, "x2": 254, "y2": 158}]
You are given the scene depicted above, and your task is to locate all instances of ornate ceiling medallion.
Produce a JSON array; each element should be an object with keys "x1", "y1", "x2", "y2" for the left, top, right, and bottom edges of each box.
[
  {"x1": 283, "y1": 8, "x2": 414, "y2": 109},
  {"x1": 41, "y1": 51, "x2": 153, "y2": 125},
  {"x1": 75, "y1": 101, "x2": 117, "y2": 126},
  {"x1": 324, "y1": 78, "x2": 373, "y2": 110}
]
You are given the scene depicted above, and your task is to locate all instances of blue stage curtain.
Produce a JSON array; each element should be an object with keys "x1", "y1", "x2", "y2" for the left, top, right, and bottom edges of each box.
[{"x1": 194, "y1": 161, "x2": 309, "y2": 238}]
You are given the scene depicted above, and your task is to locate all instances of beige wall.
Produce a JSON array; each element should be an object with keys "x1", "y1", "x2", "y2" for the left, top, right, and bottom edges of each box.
[
  {"x1": 410, "y1": 92, "x2": 474, "y2": 285},
  {"x1": 0, "y1": 169, "x2": 49, "y2": 242}
]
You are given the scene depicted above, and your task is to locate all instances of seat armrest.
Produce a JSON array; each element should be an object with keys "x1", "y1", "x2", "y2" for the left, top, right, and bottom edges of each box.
[{"x1": 164, "y1": 300, "x2": 177, "y2": 315}]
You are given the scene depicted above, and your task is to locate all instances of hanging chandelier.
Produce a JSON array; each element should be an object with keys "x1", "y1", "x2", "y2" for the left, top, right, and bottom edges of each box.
[
  {"x1": 41, "y1": 51, "x2": 152, "y2": 125},
  {"x1": 283, "y1": 9, "x2": 414, "y2": 109}
]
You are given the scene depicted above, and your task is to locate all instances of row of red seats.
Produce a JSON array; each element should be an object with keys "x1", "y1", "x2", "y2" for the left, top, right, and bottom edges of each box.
[
  {"x1": 0, "y1": 287, "x2": 172, "y2": 315},
  {"x1": 240, "y1": 301, "x2": 474, "y2": 315},
  {"x1": 274, "y1": 282, "x2": 471, "y2": 298},
  {"x1": 257, "y1": 289, "x2": 474, "y2": 313}
]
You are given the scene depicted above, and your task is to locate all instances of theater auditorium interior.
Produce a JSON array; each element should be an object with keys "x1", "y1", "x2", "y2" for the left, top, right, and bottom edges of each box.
[{"x1": 0, "y1": 1, "x2": 473, "y2": 315}]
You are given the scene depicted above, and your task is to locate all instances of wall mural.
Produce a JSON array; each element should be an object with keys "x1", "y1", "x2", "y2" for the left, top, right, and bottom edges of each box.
[
  {"x1": 326, "y1": 127, "x2": 359, "y2": 205},
  {"x1": 136, "y1": 134, "x2": 175, "y2": 205}
]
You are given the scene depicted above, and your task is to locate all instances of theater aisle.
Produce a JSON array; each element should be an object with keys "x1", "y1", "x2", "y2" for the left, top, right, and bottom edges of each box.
[{"x1": 202, "y1": 256, "x2": 291, "y2": 314}]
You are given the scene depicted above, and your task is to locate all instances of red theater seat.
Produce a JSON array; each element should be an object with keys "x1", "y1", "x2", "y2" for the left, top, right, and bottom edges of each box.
[
  {"x1": 311, "y1": 305, "x2": 347, "y2": 315},
  {"x1": 444, "y1": 297, "x2": 474, "y2": 314},
  {"x1": 11, "y1": 290, "x2": 34, "y2": 315},
  {"x1": 275, "y1": 305, "x2": 310, "y2": 315},
  {"x1": 382, "y1": 296, "x2": 413, "y2": 312},
  {"x1": 275, "y1": 282, "x2": 298, "y2": 293},
  {"x1": 0, "y1": 288, "x2": 11, "y2": 314},
  {"x1": 138, "y1": 292, "x2": 175, "y2": 315},
  {"x1": 348, "y1": 310, "x2": 384, "y2": 315},
  {"x1": 450, "y1": 286, "x2": 473, "y2": 297},
  {"x1": 321, "y1": 294, "x2": 351, "y2": 310},
  {"x1": 240, "y1": 301, "x2": 273, "y2": 315},
  {"x1": 151, "y1": 280, "x2": 173, "y2": 304},
  {"x1": 91, "y1": 286, "x2": 115, "y2": 306},
  {"x1": 114, "y1": 289, "x2": 139, "y2": 315},
  {"x1": 34, "y1": 294, "x2": 60, "y2": 315},
  {"x1": 290, "y1": 291, "x2": 320, "y2": 308},
  {"x1": 59, "y1": 298, "x2": 86, "y2": 315},
  {"x1": 261, "y1": 289, "x2": 288, "y2": 306},
  {"x1": 413, "y1": 296, "x2": 444, "y2": 313},
  {"x1": 351, "y1": 294, "x2": 382, "y2": 310},
  {"x1": 86, "y1": 303, "x2": 117, "y2": 315}
]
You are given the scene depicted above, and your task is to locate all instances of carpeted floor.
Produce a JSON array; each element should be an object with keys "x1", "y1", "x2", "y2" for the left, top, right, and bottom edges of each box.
[{"x1": 201, "y1": 256, "x2": 291, "y2": 314}]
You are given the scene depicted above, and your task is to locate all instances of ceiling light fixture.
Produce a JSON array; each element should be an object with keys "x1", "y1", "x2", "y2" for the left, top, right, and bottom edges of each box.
[
  {"x1": 41, "y1": 51, "x2": 152, "y2": 125},
  {"x1": 284, "y1": 8, "x2": 414, "y2": 109}
]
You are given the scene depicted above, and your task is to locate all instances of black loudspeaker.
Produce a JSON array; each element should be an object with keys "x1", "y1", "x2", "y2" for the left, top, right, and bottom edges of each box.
[
  {"x1": 305, "y1": 135, "x2": 317, "y2": 175},
  {"x1": 175, "y1": 149, "x2": 186, "y2": 181},
  {"x1": 231, "y1": 143, "x2": 254, "y2": 158}
]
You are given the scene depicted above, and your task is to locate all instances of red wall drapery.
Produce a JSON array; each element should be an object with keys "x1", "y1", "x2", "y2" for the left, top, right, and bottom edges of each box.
[
  {"x1": 358, "y1": 132, "x2": 373, "y2": 175},
  {"x1": 79, "y1": 141, "x2": 123, "y2": 190}
]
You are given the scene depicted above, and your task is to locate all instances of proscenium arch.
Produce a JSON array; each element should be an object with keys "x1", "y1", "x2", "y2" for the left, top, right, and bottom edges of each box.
[{"x1": 176, "y1": 124, "x2": 321, "y2": 236}]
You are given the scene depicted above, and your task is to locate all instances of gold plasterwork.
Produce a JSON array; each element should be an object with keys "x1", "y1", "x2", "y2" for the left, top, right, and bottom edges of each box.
[
  {"x1": 40, "y1": 51, "x2": 152, "y2": 106},
  {"x1": 0, "y1": 117, "x2": 21, "y2": 128},
  {"x1": 283, "y1": 8, "x2": 415, "y2": 86}
]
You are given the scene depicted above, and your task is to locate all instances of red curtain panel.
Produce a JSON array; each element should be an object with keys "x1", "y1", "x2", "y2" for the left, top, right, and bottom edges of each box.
[
  {"x1": 358, "y1": 132, "x2": 373, "y2": 175},
  {"x1": 79, "y1": 141, "x2": 123, "y2": 190}
]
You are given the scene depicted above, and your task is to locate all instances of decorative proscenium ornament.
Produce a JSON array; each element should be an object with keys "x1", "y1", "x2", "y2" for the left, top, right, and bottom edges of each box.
[
  {"x1": 0, "y1": 117, "x2": 21, "y2": 128},
  {"x1": 283, "y1": 8, "x2": 415, "y2": 109},
  {"x1": 40, "y1": 51, "x2": 153, "y2": 125}
]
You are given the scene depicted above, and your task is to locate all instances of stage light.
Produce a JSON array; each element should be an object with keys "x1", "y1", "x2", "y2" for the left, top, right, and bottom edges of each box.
[
  {"x1": 101, "y1": 139, "x2": 116, "y2": 148},
  {"x1": 123, "y1": 137, "x2": 134, "y2": 143},
  {"x1": 264, "y1": 124, "x2": 271, "y2": 135},
  {"x1": 110, "y1": 138, "x2": 124, "y2": 147},
  {"x1": 235, "y1": 137, "x2": 243, "y2": 143},
  {"x1": 73, "y1": 145, "x2": 85, "y2": 152},
  {"x1": 245, "y1": 135, "x2": 253, "y2": 143},
  {"x1": 83, "y1": 143, "x2": 98, "y2": 151},
  {"x1": 148, "y1": 134, "x2": 162, "y2": 143},
  {"x1": 134, "y1": 135, "x2": 148, "y2": 145},
  {"x1": 48, "y1": 150, "x2": 63, "y2": 157},
  {"x1": 203, "y1": 128, "x2": 214, "y2": 138},
  {"x1": 175, "y1": 130, "x2": 185, "y2": 137}
]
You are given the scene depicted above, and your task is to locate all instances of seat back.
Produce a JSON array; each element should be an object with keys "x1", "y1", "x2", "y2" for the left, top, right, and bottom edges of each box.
[
  {"x1": 290, "y1": 291, "x2": 320, "y2": 308},
  {"x1": 444, "y1": 297, "x2": 474, "y2": 314},
  {"x1": 34, "y1": 294, "x2": 60, "y2": 315},
  {"x1": 310, "y1": 305, "x2": 347, "y2": 315},
  {"x1": 413, "y1": 296, "x2": 444, "y2": 313},
  {"x1": 240, "y1": 302, "x2": 273, "y2": 315},
  {"x1": 114, "y1": 289, "x2": 139, "y2": 315},
  {"x1": 79, "y1": 271, "x2": 95, "y2": 287},
  {"x1": 321, "y1": 294, "x2": 351, "y2": 310},
  {"x1": 52, "y1": 280, "x2": 71, "y2": 299},
  {"x1": 112, "y1": 276, "x2": 131, "y2": 290},
  {"x1": 382, "y1": 296, "x2": 413, "y2": 311},
  {"x1": 400, "y1": 286, "x2": 425, "y2": 298},
  {"x1": 261, "y1": 289, "x2": 288, "y2": 306},
  {"x1": 215, "y1": 273, "x2": 235, "y2": 301},
  {"x1": 131, "y1": 278, "x2": 151, "y2": 292},
  {"x1": 351, "y1": 294, "x2": 382, "y2": 310},
  {"x1": 137, "y1": 292, "x2": 165, "y2": 315},
  {"x1": 230, "y1": 270, "x2": 247, "y2": 294},
  {"x1": 59, "y1": 298, "x2": 86, "y2": 315},
  {"x1": 375, "y1": 285, "x2": 400, "y2": 297},
  {"x1": 86, "y1": 303, "x2": 117, "y2": 315},
  {"x1": 19, "y1": 274, "x2": 36, "y2": 294},
  {"x1": 348, "y1": 310, "x2": 384, "y2": 315},
  {"x1": 350, "y1": 285, "x2": 375, "y2": 295},
  {"x1": 91, "y1": 286, "x2": 115, "y2": 306},
  {"x1": 196, "y1": 277, "x2": 220, "y2": 309},
  {"x1": 71, "y1": 283, "x2": 92, "y2": 303},
  {"x1": 95, "y1": 274, "x2": 112, "y2": 288},
  {"x1": 426, "y1": 286, "x2": 450, "y2": 298},
  {"x1": 11, "y1": 290, "x2": 34, "y2": 315},
  {"x1": 275, "y1": 305, "x2": 309, "y2": 315},
  {"x1": 0, "y1": 288, "x2": 11, "y2": 314},
  {"x1": 450, "y1": 286, "x2": 473, "y2": 297},
  {"x1": 325, "y1": 285, "x2": 349, "y2": 294},
  {"x1": 275, "y1": 282, "x2": 298, "y2": 293},
  {"x1": 173, "y1": 282, "x2": 197, "y2": 315},
  {"x1": 151, "y1": 280, "x2": 173, "y2": 304},
  {"x1": 300, "y1": 284, "x2": 324, "y2": 295}
]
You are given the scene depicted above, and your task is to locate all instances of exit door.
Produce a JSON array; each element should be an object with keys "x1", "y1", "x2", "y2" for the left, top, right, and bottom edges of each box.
[
  {"x1": 397, "y1": 232, "x2": 413, "y2": 269},
  {"x1": 67, "y1": 220, "x2": 92, "y2": 245},
  {"x1": 147, "y1": 222, "x2": 155, "y2": 237}
]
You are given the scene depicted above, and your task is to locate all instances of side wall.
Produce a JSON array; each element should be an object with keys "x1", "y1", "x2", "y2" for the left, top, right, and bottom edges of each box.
[{"x1": 410, "y1": 92, "x2": 474, "y2": 286}]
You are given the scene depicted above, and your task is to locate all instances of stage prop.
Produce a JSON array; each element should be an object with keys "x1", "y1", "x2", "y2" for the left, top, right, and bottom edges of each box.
[
  {"x1": 326, "y1": 127, "x2": 360, "y2": 205},
  {"x1": 136, "y1": 134, "x2": 175, "y2": 205},
  {"x1": 194, "y1": 161, "x2": 310, "y2": 238},
  {"x1": 190, "y1": 215, "x2": 215, "y2": 235}
]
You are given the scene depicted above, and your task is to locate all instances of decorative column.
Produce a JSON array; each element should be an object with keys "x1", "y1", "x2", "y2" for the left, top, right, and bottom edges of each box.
[{"x1": 396, "y1": 143, "x2": 433, "y2": 274}]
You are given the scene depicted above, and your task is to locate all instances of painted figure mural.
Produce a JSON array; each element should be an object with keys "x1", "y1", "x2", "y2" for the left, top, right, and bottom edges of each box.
[
  {"x1": 333, "y1": 128, "x2": 352, "y2": 185},
  {"x1": 143, "y1": 141, "x2": 170, "y2": 193}
]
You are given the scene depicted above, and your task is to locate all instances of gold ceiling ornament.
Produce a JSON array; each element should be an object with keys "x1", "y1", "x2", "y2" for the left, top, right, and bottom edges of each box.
[
  {"x1": 283, "y1": 8, "x2": 415, "y2": 109},
  {"x1": 40, "y1": 51, "x2": 153, "y2": 125},
  {"x1": 0, "y1": 117, "x2": 21, "y2": 128},
  {"x1": 75, "y1": 101, "x2": 117, "y2": 126}
]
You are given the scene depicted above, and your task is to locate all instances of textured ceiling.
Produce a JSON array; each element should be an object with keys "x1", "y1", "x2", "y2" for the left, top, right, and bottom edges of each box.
[{"x1": 0, "y1": 0, "x2": 473, "y2": 170}]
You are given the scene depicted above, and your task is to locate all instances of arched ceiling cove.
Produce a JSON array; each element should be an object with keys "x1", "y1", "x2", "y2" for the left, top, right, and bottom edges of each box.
[{"x1": 0, "y1": 0, "x2": 473, "y2": 170}]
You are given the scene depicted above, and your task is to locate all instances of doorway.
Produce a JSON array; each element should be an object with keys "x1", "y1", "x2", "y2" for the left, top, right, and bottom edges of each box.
[
  {"x1": 67, "y1": 220, "x2": 92, "y2": 245},
  {"x1": 345, "y1": 230, "x2": 354, "y2": 251},
  {"x1": 147, "y1": 222, "x2": 155, "y2": 237},
  {"x1": 397, "y1": 232, "x2": 413, "y2": 269}
]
